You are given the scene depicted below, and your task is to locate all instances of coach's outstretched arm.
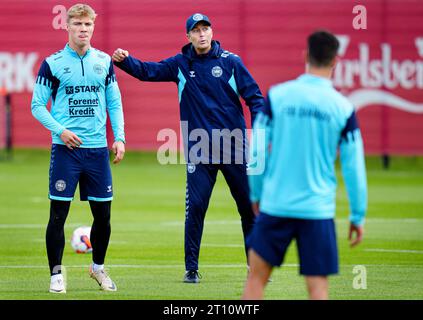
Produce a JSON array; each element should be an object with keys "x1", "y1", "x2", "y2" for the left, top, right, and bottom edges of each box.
[
  {"x1": 339, "y1": 111, "x2": 368, "y2": 247},
  {"x1": 112, "y1": 48, "x2": 178, "y2": 82}
]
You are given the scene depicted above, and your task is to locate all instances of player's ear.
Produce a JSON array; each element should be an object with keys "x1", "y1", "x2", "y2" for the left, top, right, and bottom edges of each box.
[
  {"x1": 186, "y1": 33, "x2": 191, "y2": 42},
  {"x1": 329, "y1": 56, "x2": 338, "y2": 69},
  {"x1": 302, "y1": 49, "x2": 308, "y2": 64},
  {"x1": 329, "y1": 56, "x2": 339, "y2": 69}
]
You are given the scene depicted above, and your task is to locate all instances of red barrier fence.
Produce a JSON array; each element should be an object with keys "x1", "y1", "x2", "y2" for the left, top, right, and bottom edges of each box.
[{"x1": 1, "y1": 0, "x2": 422, "y2": 154}]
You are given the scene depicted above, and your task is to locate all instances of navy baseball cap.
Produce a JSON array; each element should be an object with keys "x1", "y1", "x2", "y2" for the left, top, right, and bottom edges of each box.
[{"x1": 186, "y1": 13, "x2": 211, "y2": 33}]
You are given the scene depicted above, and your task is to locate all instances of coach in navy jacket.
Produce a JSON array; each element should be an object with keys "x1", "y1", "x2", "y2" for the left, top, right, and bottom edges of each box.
[{"x1": 113, "y1": 13, "x2": 265, "y2": 283}]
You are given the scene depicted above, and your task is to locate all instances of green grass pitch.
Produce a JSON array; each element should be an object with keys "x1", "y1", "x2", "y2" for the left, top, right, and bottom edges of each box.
[{"x1": 0, "y1": 149, "x2": 422, "y2": 300}]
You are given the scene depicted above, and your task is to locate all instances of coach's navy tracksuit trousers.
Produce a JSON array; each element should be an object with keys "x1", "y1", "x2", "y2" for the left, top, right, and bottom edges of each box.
[{"x1": 184, "y1": 163, "x2": 255, "y2": 271}]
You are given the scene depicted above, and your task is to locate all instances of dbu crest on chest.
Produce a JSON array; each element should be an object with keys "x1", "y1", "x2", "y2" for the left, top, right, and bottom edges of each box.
[
  {"x1": 93, "y1": 64, "x2": 103, "y2": 75},
  {"x1": 211, "y1": 66, "x2": 223, "y2": 77}
]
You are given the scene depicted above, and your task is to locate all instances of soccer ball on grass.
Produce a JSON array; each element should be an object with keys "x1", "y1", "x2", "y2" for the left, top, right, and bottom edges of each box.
[{"x1": 70, "y1": 226, "x2": 92, "y2": 254}]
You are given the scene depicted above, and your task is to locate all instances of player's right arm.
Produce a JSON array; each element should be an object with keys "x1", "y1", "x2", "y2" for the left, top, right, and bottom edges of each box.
[
  {"x1": 339, "y1": 110, "x2": 368, "y2": 247},
  {"x1": 247, "y1": 95, "x2": 273, "y2": 215},
  {"x1": 31, "y1": 60, "x2": 82, "y2": 149},
  {"x1": 112, "y1": 48, "x2": 178, "y2": 82}
]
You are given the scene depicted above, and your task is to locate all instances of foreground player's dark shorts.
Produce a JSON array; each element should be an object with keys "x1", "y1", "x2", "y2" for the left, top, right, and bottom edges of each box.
[
  {"x1": 247, "y1": 212, "x2": 338, "y2": 276},
  {"x1": 48, "y1": 144, "x2": 113, "y2": 201}
]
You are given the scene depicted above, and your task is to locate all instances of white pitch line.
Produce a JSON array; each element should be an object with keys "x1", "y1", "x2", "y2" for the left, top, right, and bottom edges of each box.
[
  {"x1": 0, "y1": 218, "x2": 422, "y2": 229},
  {"x1": 161, "y1": 220, "x2": 241, "y2": 227},
  {"x1": 160, "y1": 218, "x2": 423, "y2": 227},
  {"x1": 0, "y1": 264, "x2": 259, "y2": 269},
  {"x1": 31, "y1": 239, "x2": 128, "y2": 244},
  {"x1": 203, "y1": 243, "x2": 244, "y2": 248},
  {"x1": 30, "y1": 197, "x2": 44, "y2": 203},
  {"x1": 0, "y1": 263, "x2": 422, "y2": 269},
  {"x1": 0, "y1": 224, "x2": 46, "y2": 229},
  {"x1": 364, "y1": 249, "x2": 423, "y2": 254},
  {"x1": 0, "y1": 223, "x2": 87, "y2": 229}
]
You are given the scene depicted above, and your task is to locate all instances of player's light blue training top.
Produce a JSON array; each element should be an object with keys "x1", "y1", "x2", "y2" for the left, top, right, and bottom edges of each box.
[
  {"x1": 248, "y1": 74, "x2": 367, "y2": 226},
  {"x1": 31, "y1": 44, "x2": 125, "y2": 148}
]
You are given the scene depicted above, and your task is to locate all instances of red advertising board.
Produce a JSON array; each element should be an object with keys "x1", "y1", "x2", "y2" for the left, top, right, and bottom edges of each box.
[{"x1": 0, "y1": 0, "x2": 422, "y2": 154}]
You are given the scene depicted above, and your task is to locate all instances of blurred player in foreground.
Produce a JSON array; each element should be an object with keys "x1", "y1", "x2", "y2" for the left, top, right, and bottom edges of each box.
[
  {"x1": 31, "y1": 4, "x2": 125, "y2": 293},
  {"x1": 242, "y1": 30, "x2": 367, "y2": 300}
]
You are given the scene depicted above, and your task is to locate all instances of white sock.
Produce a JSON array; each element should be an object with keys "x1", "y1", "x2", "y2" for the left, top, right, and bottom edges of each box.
[
  {"x1": 92, "y1": 263, "x2": 104, "y2": 272},
  {"x1": 51, "y1": 273, "x2": 63, "y2": 283}
]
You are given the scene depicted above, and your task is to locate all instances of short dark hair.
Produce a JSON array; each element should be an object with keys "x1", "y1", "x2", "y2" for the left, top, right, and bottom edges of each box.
[{"x1": 307, "y1": 30, "x2": 339, "y2": 67}]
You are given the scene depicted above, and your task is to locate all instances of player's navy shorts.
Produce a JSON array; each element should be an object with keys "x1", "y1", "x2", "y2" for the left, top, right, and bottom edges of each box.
[
  {"x1": 48, "y1": 144, "x2": 113, "y2": 202},
  {"x1": 247, "y1": 212, "x2": 338, "y2": 276}
]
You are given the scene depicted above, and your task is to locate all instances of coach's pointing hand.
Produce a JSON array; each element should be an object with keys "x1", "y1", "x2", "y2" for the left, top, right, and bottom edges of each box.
[
  {"x1": 112, "y1": 48, "x2": 129, "y2": 62},
  {"x1": 112, "y1": 140, "x2": 125, "y2": 164},
  {"x1": 60, "y1": 129, "x2": 83, "y2": 149}
]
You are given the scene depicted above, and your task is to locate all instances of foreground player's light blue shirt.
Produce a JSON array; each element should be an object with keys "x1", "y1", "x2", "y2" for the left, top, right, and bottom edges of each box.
[
  {"x1": 31, "y1": 44, "x2": 125, "y2": 147},
  {"x1": 248, "y1": 74, "x2": 367, "y2": 226}
]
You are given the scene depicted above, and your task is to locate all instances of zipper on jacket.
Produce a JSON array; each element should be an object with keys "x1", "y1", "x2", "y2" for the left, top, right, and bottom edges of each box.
[
  {"x1": 80, "y1": 58, "x2": 85, "y2": 76},
  {"x1": 79, "y1": 52, "x2": 88, "y2": 76}
]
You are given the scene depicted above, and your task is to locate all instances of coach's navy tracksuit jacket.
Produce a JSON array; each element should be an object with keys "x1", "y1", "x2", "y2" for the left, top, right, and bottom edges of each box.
[{"x1": 114, "y1": 40, "x2": 265, "y2": 270}]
